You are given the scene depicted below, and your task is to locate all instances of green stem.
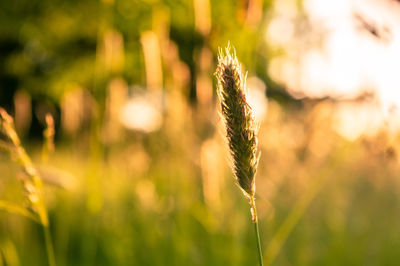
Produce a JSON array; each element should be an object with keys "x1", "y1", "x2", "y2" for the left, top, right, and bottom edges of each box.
[
  {"x1": 251, "y1": 200, "x2": 264, "y2": 266},
  {"x1": 43, "y1": 225, "x2": 56, "y2": 266}
]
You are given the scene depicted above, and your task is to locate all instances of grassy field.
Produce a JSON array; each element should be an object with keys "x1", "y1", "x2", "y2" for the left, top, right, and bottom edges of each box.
[{"x1": 2, "y1": 99, "x2": 400, "y2": 266}]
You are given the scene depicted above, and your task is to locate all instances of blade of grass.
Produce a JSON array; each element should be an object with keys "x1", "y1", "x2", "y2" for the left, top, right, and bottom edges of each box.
[
  {"x1": 264, "y1": 165, "x2": 336, "y2": 265},
  {"x1": 0, "y1": 200, "x2": 38, "y2": 222}
]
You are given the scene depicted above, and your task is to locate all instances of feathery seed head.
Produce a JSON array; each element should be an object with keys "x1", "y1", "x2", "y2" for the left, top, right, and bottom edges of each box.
[{"x1": 215, "y1": 45, "x2": 260, "y2": 200}]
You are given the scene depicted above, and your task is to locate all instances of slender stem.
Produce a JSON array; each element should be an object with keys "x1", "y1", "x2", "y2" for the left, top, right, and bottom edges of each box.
[
  {"x1": 251, "y1": 200, "x2": 264, "y2": 266},
  {"x1": 254, "y1": 221, "x2": 264, "y2": 266},
  {"x1": 43, "y1": 225, "x2": 56, "y2": 266}
]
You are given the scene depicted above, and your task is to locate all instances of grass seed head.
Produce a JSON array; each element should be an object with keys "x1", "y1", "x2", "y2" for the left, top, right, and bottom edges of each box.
[{"x1": 215, "y1": 45, "x2": 260, "y2": 200}]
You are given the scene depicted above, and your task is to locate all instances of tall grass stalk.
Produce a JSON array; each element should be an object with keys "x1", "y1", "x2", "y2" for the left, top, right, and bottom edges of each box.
[
  {"x1": 0, "y1": 108, "x2": 56, "y2": 266},
  {"x1": 215, "y1": 45, "x2": 263, "y2": 266}
]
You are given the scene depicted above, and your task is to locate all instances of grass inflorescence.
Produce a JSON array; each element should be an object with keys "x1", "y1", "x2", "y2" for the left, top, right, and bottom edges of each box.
[
  {"x1": 0, "y1": 107, "x2": 56, "y2": 266},
  {"x1": 215, "y1": 45, "x2": 263, "y2": 266}
]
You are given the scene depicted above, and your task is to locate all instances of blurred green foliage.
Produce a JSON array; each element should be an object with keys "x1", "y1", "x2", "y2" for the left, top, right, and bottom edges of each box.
[
  {"x1": 2, "y1": 0, "x2": 400, "y2": 266},
  {"x1": 0, "y1": 0, "x2": 282, "y2": 106}
]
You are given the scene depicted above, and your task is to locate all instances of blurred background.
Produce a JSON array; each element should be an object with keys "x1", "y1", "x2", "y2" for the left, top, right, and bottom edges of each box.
[{"x1": 2, "y1": 0, "x2": 400, "y2": 265}]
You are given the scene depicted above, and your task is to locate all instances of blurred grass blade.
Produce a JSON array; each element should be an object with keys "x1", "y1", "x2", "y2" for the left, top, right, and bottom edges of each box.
[
  {"x1": 42, "y1": 113, "x2": 55, "y2": 163},
  {"x1": 264, "y1": 167, "x2": 334, "y2": 265},
  {"x1": 0, "y1": 200, "x2": 38, "y2": 222},
  {"x1": 0, "y1": 239, "x2": 21, "y2": 266}
]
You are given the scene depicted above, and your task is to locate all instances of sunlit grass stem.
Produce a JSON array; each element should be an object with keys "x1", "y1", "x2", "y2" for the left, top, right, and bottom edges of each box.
[
  {"x1": 251, "y1": 198, "x2": 264, "y2": 266},
  {"x1": 44, "y1": 224, "x2": 56, "y2": 266},
  {"x1": 0, "y1": 108, "x2": 56, "y2": 266}
]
